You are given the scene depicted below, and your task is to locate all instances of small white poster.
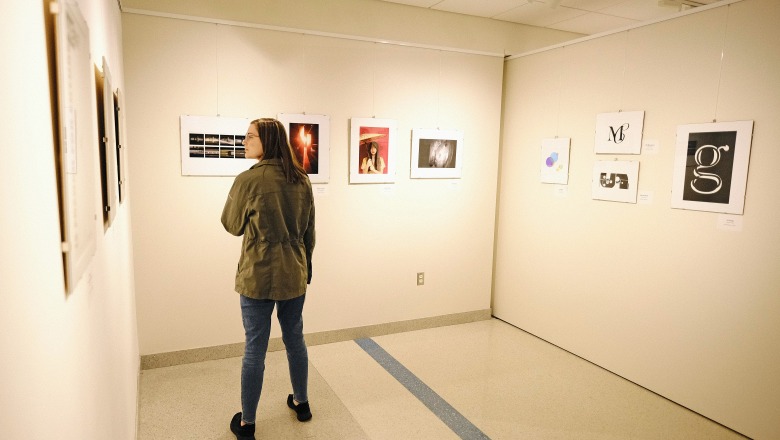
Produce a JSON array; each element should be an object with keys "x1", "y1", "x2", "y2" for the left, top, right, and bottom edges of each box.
[
  {"x1": 592, "y1": 160, "x2": 640, "y2": 203},
  {"x1": 540, "y1": 137, "x2": 570, "y2": 184},
  {"x1": 595, "y1": 111, "x2": 644, "y2": 154},
  {"x1": 180, "y1": 115, "x2": 254, "y2": 176}
]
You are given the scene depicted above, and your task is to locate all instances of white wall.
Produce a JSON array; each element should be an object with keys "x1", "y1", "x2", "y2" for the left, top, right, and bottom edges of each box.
[
  {"x1": 494, "y1": 1, "x2": 780, "y2": 439},
  {"x1": 123, "y1": 9, "x2": 512, "y2": 355},
  {"x1": 0, "y1": 1, "x2": 139, "y2": 440}
]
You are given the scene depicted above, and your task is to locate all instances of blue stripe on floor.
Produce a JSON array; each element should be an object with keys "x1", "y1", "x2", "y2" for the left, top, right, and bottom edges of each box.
[{"x1": 355, "y1": 338, "x2": 491, "y2": 440}]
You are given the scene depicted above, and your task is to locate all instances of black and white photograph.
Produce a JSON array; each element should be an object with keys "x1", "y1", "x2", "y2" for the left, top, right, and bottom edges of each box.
[
  {"x1": 411, "y1": 128, "x2": 463, "y2": 179},
  {"x1": 671, "y1": 120, "x2": 754, "y2": 214},
  {"x1": 591, "y1": 160, "x2": 640, "y2": 203},
  {"x1": 189, "y1": 146, "x2": 205, "y2": 157},
  {"x1": 189, "y1": 133, "x2": 204, "y2": 145}
]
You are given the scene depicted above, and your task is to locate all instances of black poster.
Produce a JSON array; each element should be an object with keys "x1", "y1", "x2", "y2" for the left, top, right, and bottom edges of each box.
[{"x1": 682, "y1": 131, "x2": 737, "y2": 204}]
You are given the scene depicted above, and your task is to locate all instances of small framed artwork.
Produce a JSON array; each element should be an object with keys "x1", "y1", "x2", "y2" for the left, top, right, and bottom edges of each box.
[
  {"x1": 410, "y1": 128, "x2": 463, "y2": 179},
  {"x1": 278, "y1": 113, "x2": 330, "y2": 184},
  {"x1": 350, "y1": 117, "x2": 397, "y2": 184},
  {"x1": 180, "y1": 115, "x2": 253, "y2": 176},
  {"x1": 595, "y1": 111, "x2": 644, "y2": 154},
  {"x1": 96, "y1": 57, "x2": 118, "y2": 229},
  {"x1": 671, "y1": 120, "x2": 754, "y2": 214},
  {"x1": 592, "y1": 160, "x2": 640, "y2": 203},
  {"x1": 540, "y1": 137, "x2": 570, "y2": 184}
]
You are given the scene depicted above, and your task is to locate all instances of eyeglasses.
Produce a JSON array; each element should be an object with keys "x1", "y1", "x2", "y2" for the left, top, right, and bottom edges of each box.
[{"x1": 245, "y1": 133, "x2": 258, "y2": 139}]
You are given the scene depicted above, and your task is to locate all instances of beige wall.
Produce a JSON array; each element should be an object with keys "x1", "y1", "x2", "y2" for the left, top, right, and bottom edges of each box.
[
  {"x1": 0, "y1": 1, "x2": 139, "y2": 439},
  {"x1": 123, "y1": 7, "x2": 520, "y2": 355},
  {"x1": 494, "y1": 1, "x2": 780, "y2": 438}
]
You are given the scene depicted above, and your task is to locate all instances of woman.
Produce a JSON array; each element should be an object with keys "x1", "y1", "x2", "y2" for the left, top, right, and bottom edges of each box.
[
  {"x1": 360, "y1": 141, "x2": 385, "y2": 174},
  {"x1": 221, "y1": 118, "x2": 316, "y2": 439}
]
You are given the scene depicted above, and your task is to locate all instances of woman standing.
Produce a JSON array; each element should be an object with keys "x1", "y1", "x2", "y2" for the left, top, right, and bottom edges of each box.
[{"x1": 221, "y1": 118, "x2": 316, "y2": 439}]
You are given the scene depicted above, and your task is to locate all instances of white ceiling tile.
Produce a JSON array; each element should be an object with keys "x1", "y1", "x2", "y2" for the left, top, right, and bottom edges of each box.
[
  {"x1": 379, "y1": 0, "x2": 442, "y2": 7},
  {"x1": 558, "y1": 0, "x2": 629, "y2": 12},
  {"x1": 494, "y1": 3, "x2": 588, "y2": 27},
  {"x1": 432, "y1": 0, "x2": 530, "y2": 18},
  {"x1": 378, "y1": 0, "x2": 714, "y2": 35},
  {"x1": 549, "y1": 11, "x2": 638, "y2": 33},
  {"x1": 600, "y1": 0, "x2": 681, "y2": 20}
]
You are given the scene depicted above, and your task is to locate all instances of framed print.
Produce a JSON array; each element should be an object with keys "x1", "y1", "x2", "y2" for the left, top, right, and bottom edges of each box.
[
  {"x1": 114, "y1": 88, "x2": 127, "y2": 204},
  {"x1": 540, "y1": 137, "x2": 570, "y2": 184},
  {"x1": 278, "y1": 113, "x2": 330, "y2": 184},
  {"x1": 96, "y1": 57, "x2": 118, "y2": 229},
  {"x1": 53, "y1": 0, "x2": 98, "y2": 294},
  {"x1": 592, "y1": 160, "x2": 640, "y2": 203},
  {"x1": 410, "y1": 128, "x2": 463, "y2": 179},
  {"x1": 180, "y1": 115, "x2": 254, "y2": 176},
  {"x1": 350, "y1": 117, "x2": 397, "y2": 184},
  {"x1": 671, "y1": 120, "x2": 754, "y2": 214},
  {"x1": 595, "y1": 111, "x2": 644, "y2": 154}
]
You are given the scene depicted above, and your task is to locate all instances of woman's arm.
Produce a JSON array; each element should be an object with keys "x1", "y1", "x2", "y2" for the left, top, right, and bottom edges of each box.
[
  {"x1": 221, "y1": 178, "x2": 248, "y2": 236},
  {"x1": 376, "y1": 156, "x2": 385, "y2": 174}
]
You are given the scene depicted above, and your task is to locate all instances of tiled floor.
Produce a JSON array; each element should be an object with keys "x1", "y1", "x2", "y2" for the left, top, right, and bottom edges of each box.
[{"x1": 138, "y1": 319, "x2": 747, "y2": 439}]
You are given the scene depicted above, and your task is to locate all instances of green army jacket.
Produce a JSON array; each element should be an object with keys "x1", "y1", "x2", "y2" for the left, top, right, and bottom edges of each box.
[{"x1": 221, "y1": 158, "x2": 315, "y2": 300}]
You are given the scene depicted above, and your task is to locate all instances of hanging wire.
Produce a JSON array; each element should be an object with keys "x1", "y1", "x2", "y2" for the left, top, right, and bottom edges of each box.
[
  {"x1": 619, "y1": 30, "x2": 629, "y2": 112},
  {"x1": 215, "y1": 23, "x2": 220, "y2": 116},
  {"x1": 437, "y1": 49, "x2": 442, "y2": 129},
  {"x1": 713, "y1": 4, "x2": 731, "y2": 122},
  {"x1": 372, "y1": 42, "x2": 377, "y2": 118},
  {"x1": 556, "y1": 46, "x2": 565, "y2": 138},
  {"x1": 301, "y1": 33, "x2": 307, "y2": 114}
]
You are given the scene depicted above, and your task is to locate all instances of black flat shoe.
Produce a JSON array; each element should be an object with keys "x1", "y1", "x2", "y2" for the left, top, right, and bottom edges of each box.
[
  {"x1": 230, "y1": 412, "x2": 255, "y2": 440},
  {"x1": 287, "y1": 394, "x2": 312, "y2": 421}
]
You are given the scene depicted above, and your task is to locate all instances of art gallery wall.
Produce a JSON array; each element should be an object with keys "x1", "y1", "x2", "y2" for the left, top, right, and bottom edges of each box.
[
  {"x1": 121, "y1": 2, "x2": 578, "y2": 357},
  {"x1": 0, "y1": 1, "x2": 139, "y2": 439},
  {"x1": 494, "y1": 1, "x2": 779, "y2": 438}
]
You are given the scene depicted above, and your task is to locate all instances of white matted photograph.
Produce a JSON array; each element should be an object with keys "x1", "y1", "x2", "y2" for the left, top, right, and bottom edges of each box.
[
  {"x1": 671, "y1": 120, "x2": 754, "y2": 214},
  {"x1": 410, "y1": 128, "x2": 463, "y2": 179},
  {"x1": 350, "y1": 117, "x2": 397, "y2": 184},
  {"x1": 53, "y1": 0, "x2": 97, "y2": 294},
  {"x1": 595, "y1": 111, "x2": 644, "y2": 154},
  {"x1": 540, "y1": 137, "x2": 570, "y2": 184},
  {"x1": 592, "y1": 160, "x2": 640, "y2": 203},
  {"x1": 278, "y1": 113, "x2": 330, "y2": 184},
  {"x1": 180, "y1": 115, "x2": 254, "y2": 176}
]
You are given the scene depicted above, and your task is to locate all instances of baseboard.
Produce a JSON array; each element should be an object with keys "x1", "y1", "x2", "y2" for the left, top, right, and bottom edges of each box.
[{"x1": 140, "y1": 309, "x2": 492, "y2": 370}]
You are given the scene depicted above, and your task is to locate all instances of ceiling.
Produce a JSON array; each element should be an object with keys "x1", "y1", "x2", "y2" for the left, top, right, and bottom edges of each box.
[{"x1": 379, "y1": 0, "x2": 722, "y2": 35}]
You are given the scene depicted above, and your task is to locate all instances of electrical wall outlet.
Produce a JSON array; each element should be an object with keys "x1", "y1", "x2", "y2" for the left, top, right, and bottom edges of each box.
[{"x1": 417, "y1": 272, "x2": 424, "y2": 286}]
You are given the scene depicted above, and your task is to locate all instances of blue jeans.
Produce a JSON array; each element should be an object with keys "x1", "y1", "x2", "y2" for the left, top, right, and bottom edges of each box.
[{"x1": 240, "y1": 294, "x2": 308, "y2": 424}]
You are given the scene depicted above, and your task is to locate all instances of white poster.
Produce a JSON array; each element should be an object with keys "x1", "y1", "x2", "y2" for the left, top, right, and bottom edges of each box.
[
  {"x1": 350, "y1": 117, "x2": 398, "y2": 184},
  {"x1": 540, "y1": 137, "x2": 570, "y2": 184},
  {"x1": 671, "y1": 120, "x2": 754, "y2": 214},
  {"x1": 595, "y1": 111, "x2": 644, "y2": 154},
  {"x1": 180, "y1": 115, "x2": 254, "y2": 176},
  {"x1": 411, "y1": 128, "x2": 463, "y2": 179},
  {"x1": 592, "y1": 160, "x2": 640, "y2": 203}
]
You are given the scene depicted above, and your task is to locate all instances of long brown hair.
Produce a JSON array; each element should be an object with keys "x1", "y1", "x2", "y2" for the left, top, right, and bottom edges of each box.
[{"x1": 252, "y1": 118, "x2": 308, "y2": 184}]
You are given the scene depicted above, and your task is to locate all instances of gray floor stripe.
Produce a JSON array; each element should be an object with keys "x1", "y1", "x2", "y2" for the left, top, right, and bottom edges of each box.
[{"x1": 355, "y1": 338, "x2": 491, "y2": 440}]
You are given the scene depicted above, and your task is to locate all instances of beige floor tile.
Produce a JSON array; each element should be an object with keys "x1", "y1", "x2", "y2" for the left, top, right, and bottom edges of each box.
[
  {"x1": 373, "y1": 319, "x2": 748, "y2": 440},
  {"x1": 138, "y1": 351, "x2": 367, "y2": 440},
  {"x1": 138, "y1": 319, "x2": 749, "y2": 439},
  {"x1": 308, "y1": 341, "x2": 460, "y2": 440}
]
